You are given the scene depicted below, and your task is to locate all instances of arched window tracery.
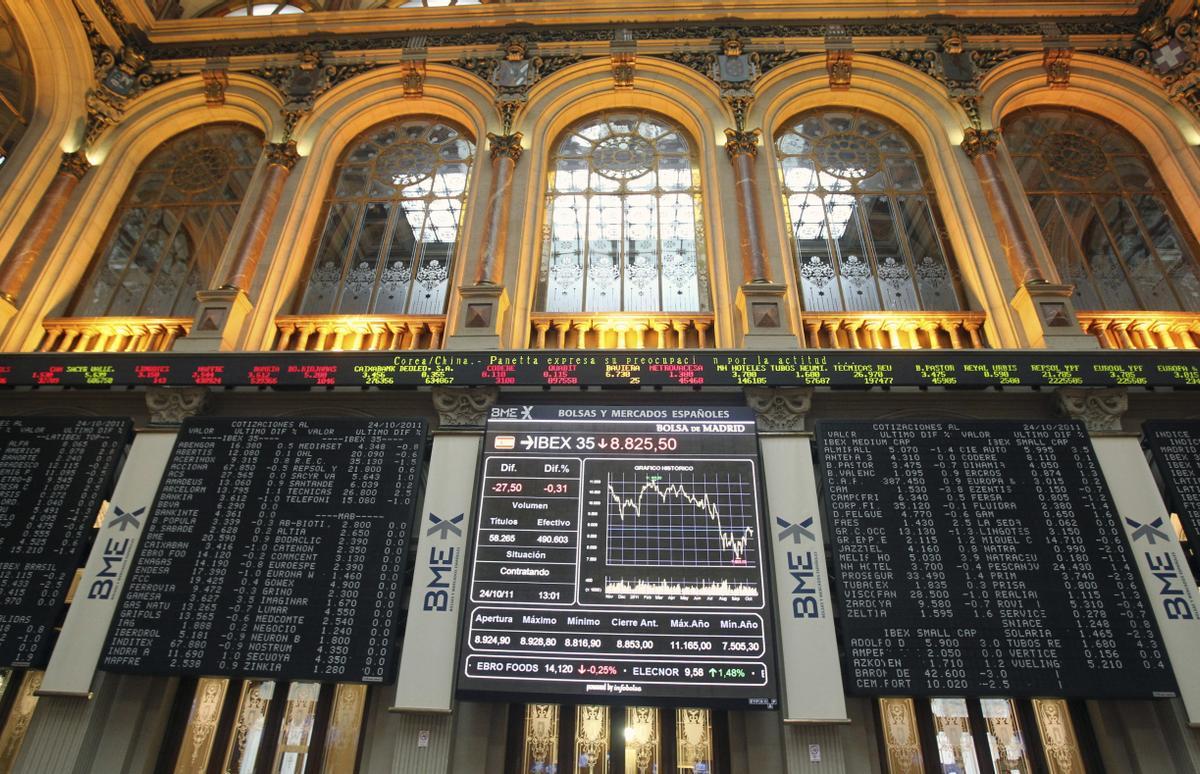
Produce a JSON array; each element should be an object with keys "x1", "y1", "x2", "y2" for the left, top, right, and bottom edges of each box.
[
  {"x1": 1004, "y1": 107, "x2": 1200, "y2": 312},
  {"x1": 72, "y1": 123, "x2": 263, "y2": 318},
  {"x1": 536, "y1": 111, "x2": 710, "y2": 314},
  {"x1": 0, "y1": 4, "x2": 32, "y2": 169},
  {"x1": 297, "y1": 117, "x2": 475, "y2": 317},
  {"x1": 774, "y1": 109, "x2": 962, "y2": 313}
]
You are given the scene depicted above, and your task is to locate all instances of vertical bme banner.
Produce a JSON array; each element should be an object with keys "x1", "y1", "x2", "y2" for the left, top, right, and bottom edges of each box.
[{"x1": 456, "y1": 405, "x2": 779, "y2": 708}]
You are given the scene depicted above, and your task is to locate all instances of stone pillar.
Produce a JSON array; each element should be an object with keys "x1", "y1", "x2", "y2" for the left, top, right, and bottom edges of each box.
[
  {"x1": 174, "y1": 141, "x2": 299, "y2": 353},
  {"x1": 379, "y1": 387, "x2": 498, "y2": 774},
  {"x1": 0, "y1": 152, "x2": 91, "y2": 330},
  {"x1": 14, "y1": 389, "x2": 209, "y2": 774},
  {"x1": 449, "y1": 134, "x2": 521, "y2": 350},
  {"x1": 725, "y1": 129, "x2": 797, "y2": 349},
  {"x1": 961, "y1": 128, "x2": 1093, "y2": 349}
]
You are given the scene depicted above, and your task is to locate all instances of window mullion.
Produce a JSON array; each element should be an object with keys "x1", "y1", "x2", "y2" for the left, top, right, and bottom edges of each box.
[{"x1": 1090, "y1": 194, "x2": 1150, "y2": 310}]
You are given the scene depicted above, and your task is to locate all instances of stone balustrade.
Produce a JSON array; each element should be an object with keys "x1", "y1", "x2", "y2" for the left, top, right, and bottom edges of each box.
[
  {"x1": 801, "y1": 311, "x2": 988, "y2": 349},
  {"x1": 1077, "y1": 311, "x2": 1200, "y2": 350},
  {"x1": 39, "y1": 317, "x2": 191, "y2": 352},
  {"x1": 528, "y1": 313, "x2": 715, "y2": 350},
  {"x1": 273, "y1": 315, "x2": 445, "y2": 351}
]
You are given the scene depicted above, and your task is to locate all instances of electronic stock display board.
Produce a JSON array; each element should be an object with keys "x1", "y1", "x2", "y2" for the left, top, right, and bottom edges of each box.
[
  {"x1": 1143, "y1": 421, "x2": 1200, "y2": 548},
  {"x1": 817, "y1": 420, "x2": 1176, "y2": 698},
  {"x1": 456, "y1": 406, "x2": 778, "y2": 708},
  {"x1": 102, "y1": 418, "x2": 425, "y2": 683},
  {"x1": 2, "y1": 349, "x2": 1200, "y2": 388},
  {"x1": 0, "y1": 417, "x2": 130, "y2": 667}
]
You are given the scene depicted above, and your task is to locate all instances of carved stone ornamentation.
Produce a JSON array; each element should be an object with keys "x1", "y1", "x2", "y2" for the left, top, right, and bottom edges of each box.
[
  {"x1": 146, "y1": 386, "x2": 211, "y2": 426},
  {"x1": 400, "y1": 42, "x2": 427, "y2": 99},
  {"x1": 1043, "y1": 47, "x2": 1072, "y2": 88},
  {"x1": 59, "y1": 151, "x2": 92, "y2": 180},
  {"x1": 432, "y1": 386, "x2": 499, "y2": 429},
  {"x1": 202, "y1": 68, "x2": 228, "y2": 106},
  {"x1": 960, "y1": 127, "x2": 1001, "y2": 159},
  {"x1": 724, "y1": 128, "x2": 760, "y2": 160},
  {"x1": 1054, "y1": 387, "x2": 1128, "y2": 432},
  {"x1": 265, "y1": 140, "x2": 300, "y2": 170},
  {"x1": 827, "y1": 49, "x2": 853, "y2": 90},
  {"x1": 612, "y1": 29, "x2": 637, "y2": 89},
  {"x1": 487, "y1": 132, "x2": 524, "y2": 163},
  {"x1": 745, "y1": 387, "x2": 813, "y2": 434}
]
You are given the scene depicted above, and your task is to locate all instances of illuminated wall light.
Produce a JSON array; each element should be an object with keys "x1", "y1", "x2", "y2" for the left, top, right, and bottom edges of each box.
[{"x1": 948, "y1": 129, "x2": 965, "y2": 146}]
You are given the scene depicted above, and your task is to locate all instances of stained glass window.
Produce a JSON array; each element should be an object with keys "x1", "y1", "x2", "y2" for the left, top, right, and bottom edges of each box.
[
  {"x1": 298, "y1": 117, "x2": 474, "y2": 317},
  {"x1": 1004, "y1": 107, "x2": 1200, "y2": 312},
  {"x1": 73, "y1": 124, "x2": 263, "y2": 317},
  {"x1": 537, "y1": 111, "x2": 710, "y2": 314},
  {"x1": 775, "y1": 109, "x2": 961, "y2": 313},
  {"x1": 0, "y1": 5, "x2": 32, "y2": 170}
]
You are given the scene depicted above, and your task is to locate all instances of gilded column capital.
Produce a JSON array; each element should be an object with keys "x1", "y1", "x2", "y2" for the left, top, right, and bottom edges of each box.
[
  {"x1": 724, "y1": 128, "x2": 761, "y2": 160},
  {"x1": 960, "y1": 127, "x2": 1001, "y2": 159},
  {"x1": 487, "y1": 131, "x2": 524, "y2": 163},
  {"x1": 59, "y1": 151, "x2": 92, "y2": 180},
  {"x1": 264, "y1": 140, "x2": 300, "y2": 171}
]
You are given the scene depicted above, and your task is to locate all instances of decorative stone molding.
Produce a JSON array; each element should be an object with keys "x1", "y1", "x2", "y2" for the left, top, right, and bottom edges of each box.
[
  {"x1": 960, "y1": 127, "x2": 1001, "y2": 159},
  {"x1": 264, "y1": 140, "x2": 300, "y2": 170},
  {"x1": 745, "y1": 387, "x2": 813, "y2": 434},
  {"x1": 1055, "y1": 387, "x2": 1128, "y2": 433},
  {"x1": 400, "y1": 40, "x2": 427, "y2": 98},
  {"x1": 611, "y1": 30, "x2": 637, "y2": 89},
  {"x1": 487, "y1": 131, "x2": 523, "y2": 163},
  {"x1": 724, "y1": 128, "x2": 760, "y2": 160},
  {"x1": 432, "y1": 386, "x2": 499, "y2": 429},
  {"x1": 202, "y1": 67, "x2": 228, "y2": 105},
  {"x1": 146, "y1": 386, "x2": 211, "y2": 426},
  {"x1": 1043, "y1": 47, "x2": 1073, "y2": 88},
  {"x1": 826, "y1": 49, "x2": 853, "y2": 90},
  {"x1": 450, "y1": 35, "x2": 581, "y2": 134}
]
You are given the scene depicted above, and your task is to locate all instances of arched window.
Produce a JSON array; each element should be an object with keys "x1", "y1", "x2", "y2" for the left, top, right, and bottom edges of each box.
[
  {"x1": 537, "y1": 111, "x2": 710, "y2": 314},
  {"x1": 775, "y1": 109, "x2": 961, "y2": 313},
  {"x1": 73, "y1": 124, "x2": 263, "y2": 317},
  {"x1": 215, "y1": 1, "x2": 305, "y2": 16},
  {"x1": 0, "y1": 4, "x2": 32, "y2": 169},
  {"x1": 297, "y1": 117, "x2": 474, "y2": 316},
  {"x1": 1004, "y1": 108, "x2": 1200, "y2": 312}
]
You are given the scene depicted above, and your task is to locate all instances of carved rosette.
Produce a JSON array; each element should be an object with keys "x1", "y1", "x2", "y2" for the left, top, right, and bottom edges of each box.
[
  {"x1": 724, "y1": 128, "x2": 761, "y2": 160},
  {"x1": 745, "y1": 387, "x2": 813, "y2": 433},
  {"x1": 59, "y1": 151, "x2": 92, "y2": 180},
  {"x1": 487, "y1": 131, "x2": 524, "y2": 163},
  {"x1": 432, "y1": 386, "x2": 499, "y2": 429},
  {"x1": 265, "y1": 140, "x2": 300, "y2": 171},
  {"x1": 1054, "y1": 387, "x2": 1128, "y2": 432},
  {"x1": 146, "y1": 386, "x2": 211, "y2": 426},
  {"x1": 960, "y1": 127, "x2": 1001, "y2": 159}
]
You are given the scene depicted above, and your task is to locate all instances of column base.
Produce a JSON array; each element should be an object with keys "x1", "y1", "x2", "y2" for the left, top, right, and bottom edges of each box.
[
  {"x1": 172, "y1": 288, "x2": 254, "y2": 352},
  {"x1": 1010, "y1": 282, "x2": 1098, "y2": 350},
  {"x1": 444, "y1": 284, "x2": 509, "y2": 351},
  {"x1": 736, "y1": 282, "x2": 800, "y2": 349}
]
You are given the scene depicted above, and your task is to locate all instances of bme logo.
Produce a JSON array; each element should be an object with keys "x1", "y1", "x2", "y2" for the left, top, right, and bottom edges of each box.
[{"x1": 776, "y1": 517, "x2": 821, "y2": 619}]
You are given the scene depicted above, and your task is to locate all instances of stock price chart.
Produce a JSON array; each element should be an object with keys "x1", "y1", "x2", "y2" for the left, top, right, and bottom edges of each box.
[{"x1": 456, "y1": 405, "x2": 778, "y2": 708}]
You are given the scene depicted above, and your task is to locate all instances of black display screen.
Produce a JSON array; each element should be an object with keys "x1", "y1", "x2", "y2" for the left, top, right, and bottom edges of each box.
[
  {"x1": 102, "y1": 418, "x2": 426, "y2": 683},
  {"x1": 1143, "y1": 421, "x2": 1200, "y2": 547},
  {"x1": 0, "y1": 417, "x2": 130, "y2": 667},
  {"x1": 817, "y1": 420, "x2": 1176, "y2": 698},
  {"x1": 0, "y1": 349, "x2": 1198, "y2": 388},
  {"x1": 456, "y1": 405, "x2": 778, "y2": 708}
]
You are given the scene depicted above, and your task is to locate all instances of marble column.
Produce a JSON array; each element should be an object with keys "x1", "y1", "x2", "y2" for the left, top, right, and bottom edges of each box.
[
  {"x1": 220, "y1": 140, "x2": 299, "y2": 293},
  {"x1": 0, "y1": 151, "x2": 91, "y2": 311},
  {"x1": 473, "y1": 132, "x2": 522, "y2": 286},
  {"x1": 724, "y1": 129, "x2": 770, "y2": 284}
]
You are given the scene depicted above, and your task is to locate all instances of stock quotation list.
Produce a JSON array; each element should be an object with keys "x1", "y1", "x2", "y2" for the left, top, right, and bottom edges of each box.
[
  {"x1": 102, "y1": 418, "x2": 425, "y2": 683},
  {"x1": 1143, "y1": 421, "x2": 1200, "y2": 548},
  {"x1": 457, "y1": 405, "x2": 778, "y2": 708},
  {"x1": 0, "y1": 418, "x2": 130, "y2": 667},
  {"x1": 817, "y1": 420, "x2": 1176, "y2": 697}
]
